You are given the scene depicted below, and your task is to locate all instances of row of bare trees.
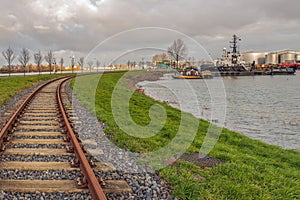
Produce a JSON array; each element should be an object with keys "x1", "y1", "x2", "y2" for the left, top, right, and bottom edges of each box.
[
  {"x1": 2, "y1": 39, "x2": 185, "y2": 76},
  {"x1": 1, "y1": 47, "x2": 61, "y2": 76},
  {"x1": 2, "y1": 47, "x2": 101, "y2": 76},
  {"x1": 2, "y1": 47, "x2": 56, "y2": 76},
  {"x1": 75, "y1": 57, "x2": 100, "y2": 73}
]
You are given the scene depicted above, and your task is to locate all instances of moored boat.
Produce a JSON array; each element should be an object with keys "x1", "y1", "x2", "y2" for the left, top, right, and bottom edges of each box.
[
  {"x1": 173, "y1": 74, "x2": 203, "y2": 79},
  {"x1": 173, "y1": 67, "x2": 212, "y2": 79},
  {"x1": 173, "y1": 66, "x2": 202, "y2": 79}
]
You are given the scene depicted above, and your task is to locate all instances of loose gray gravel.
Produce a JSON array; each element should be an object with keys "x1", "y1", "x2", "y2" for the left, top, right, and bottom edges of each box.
[
  {"x1": 12, "y1": 135, "x2": 63, "y2": 139},
  {"x1": 0, "y1": 154, "x2": 74, "y2": 162},
  {"x1": 95, "y1": 170, "x2": 173, "y2": 199},
  {"x1": 0, "y1": 170, "x2": 82, "y2": 180},
  {"x1": 5, "y1": 144, "x2": 67, "y2": 149},
  {"x1": 0, "y1": 191, "x2": 92, "y2": 200}
]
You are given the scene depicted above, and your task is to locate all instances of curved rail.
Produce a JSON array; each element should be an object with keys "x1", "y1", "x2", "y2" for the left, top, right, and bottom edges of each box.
[
  {"x1": 0, "y1": 76, "x2": 107, "y2": 200},
  {"x1": 57, "y1": 78, "x2": 107, "y2": 200},
  {"x1": 0, "y1": 77, "x2": 64, "y2": 146}
]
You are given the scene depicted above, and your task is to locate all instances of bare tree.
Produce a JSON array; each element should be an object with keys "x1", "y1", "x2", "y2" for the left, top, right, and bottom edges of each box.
[
  {"x1": 127, "y1": 60, "x2": 130, "y2": 69},
  {"x1": 18, "y1": 48, "x2": 30, "y2": 76},
  {"x1": 34, "y1": 51, "x2": 43, "y2": 75},
  {"x1": 77, "y1": 57, "x2": 84, "y2": 73},
  {"x1": 133, "y1": 61, "x2": 136, "y2": 69},
  {"x1": 2, "y1": 47, "x2": 16, "y2": 76},
  {"x1": 59, "y1": 58, "x2": 64, "y2": 73},
  {"x1": 87, "y1": 60, "x2": 93, "y2": 72},
  {"x1": 167, "y1": 39, "x2": 187, "y2": 68},
  {"x1": 152, "y1": 53, "x2": 169, "y2": 63},
  {"x1": 96, "y1": 60, "x2": 100, "y2": 72},
  {"x1": 44, "y1": 50, "x2": 54, "y2": 74}
]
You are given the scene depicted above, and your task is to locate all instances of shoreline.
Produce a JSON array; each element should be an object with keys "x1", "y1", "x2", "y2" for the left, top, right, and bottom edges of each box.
[
  {"x1": 133, "y1": 72, "x2": 300, "y2": 152},
  {"x1": 91, "y1": 71, "x2": 300, "y2": 199},
  {"x1": 125, "y1": 70, "x2": 166, "y2": 92}
]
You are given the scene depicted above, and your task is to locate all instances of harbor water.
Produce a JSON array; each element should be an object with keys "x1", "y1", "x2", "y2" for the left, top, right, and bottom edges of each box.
[{"x1": 138, "y1": 72, "x2": 300, "y2": 151}]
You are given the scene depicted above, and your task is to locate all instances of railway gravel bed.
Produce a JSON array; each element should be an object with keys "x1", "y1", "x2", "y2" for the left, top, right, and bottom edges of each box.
[
  {"x1": 5, "y1": 144, "x2": 67, "y2": 149},
  {"x1": 0, "y1": 191, "x2": 91, "y2": 200},
  {"x1": 0, "y1": 154, "x2": 74, "y2": 162},
  {"x1": 0, "y1": 170, "x2": 82, "y2": 180},
  {"x1": 11, "y1": 135, "x2": 63, "y2": 139},
  {"x1": 96, "y1": 171, "x2": 173, "y2": 199}
]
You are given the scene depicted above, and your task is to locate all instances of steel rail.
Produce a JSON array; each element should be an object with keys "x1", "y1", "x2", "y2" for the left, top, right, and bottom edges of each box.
[
  {"x1": 57, "y1": 77, "x2": 107, "y2": 200},
  {"x1": 0, "y1": 77, "x2": 65, "y2": 146}
]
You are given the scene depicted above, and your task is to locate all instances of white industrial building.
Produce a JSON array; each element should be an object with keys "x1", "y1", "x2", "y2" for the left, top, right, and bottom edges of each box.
[{"x1": 240, "y1": 50, "x2": 300, "y2": 65}]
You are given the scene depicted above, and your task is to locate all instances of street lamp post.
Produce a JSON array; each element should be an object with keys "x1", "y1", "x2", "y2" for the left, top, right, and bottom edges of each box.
[
  {"x1": 53, "y1": 58, "x2": 56, "y2": 74},
  {"x1": 70, "y1": 56, "x2": 75, "y2": 73}
]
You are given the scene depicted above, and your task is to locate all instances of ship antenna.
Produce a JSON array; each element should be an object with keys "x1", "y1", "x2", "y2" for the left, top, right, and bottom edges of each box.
[{"x1": 229, "y1": 34, "x2": 241, "y2": 65}]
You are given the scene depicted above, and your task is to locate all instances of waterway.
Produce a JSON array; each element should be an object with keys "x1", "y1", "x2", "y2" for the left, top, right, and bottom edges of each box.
[{"x1": 138, "y1": 72, "x2": 300, "y2": 151}]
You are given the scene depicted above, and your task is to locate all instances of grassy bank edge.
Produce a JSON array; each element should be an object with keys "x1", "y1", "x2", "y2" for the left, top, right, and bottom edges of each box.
[
  {"x1": 71, "y1": 71, "x2": 300, "y2": 199},
  {"x1": 0, "y1": 74, "x2": 70, "y2": 106}
]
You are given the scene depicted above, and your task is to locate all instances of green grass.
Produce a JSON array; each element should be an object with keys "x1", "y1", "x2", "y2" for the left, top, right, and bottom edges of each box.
[
  {"x1": 0, "y1": 74, "x2": 70, "y2": 106},
  {"x1": 71, "y1": 71, "x2": 300, "y2": 200}
]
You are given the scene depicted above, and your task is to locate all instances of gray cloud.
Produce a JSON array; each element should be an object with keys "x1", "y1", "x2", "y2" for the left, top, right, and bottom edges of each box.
[{"x1": 0, "y1": 0, "x2": 299, "y2": 65}]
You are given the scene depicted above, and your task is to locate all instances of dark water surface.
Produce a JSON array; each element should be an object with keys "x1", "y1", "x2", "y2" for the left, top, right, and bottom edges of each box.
[{"x1": 138, "y1": 72, "x2": 300, "y2": 151}]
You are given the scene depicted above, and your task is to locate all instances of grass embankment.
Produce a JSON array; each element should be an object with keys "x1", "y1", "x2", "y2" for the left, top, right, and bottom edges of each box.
[
  {"x1": 0, "y1": 74, "x2": 69, "y2": 106},
  {"x1": 71, "y1": 71, "x2": 300, "y2": 200}
]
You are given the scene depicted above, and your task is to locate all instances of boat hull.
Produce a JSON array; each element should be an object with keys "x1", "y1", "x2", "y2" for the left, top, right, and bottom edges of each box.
[{"x1": 173, "y1": 75, "x2": 203, "y2": 79}]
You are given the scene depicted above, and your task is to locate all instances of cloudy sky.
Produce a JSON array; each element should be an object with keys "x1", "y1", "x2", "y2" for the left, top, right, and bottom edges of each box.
[{"x1": 1, "y1": 0, "x2": 300, "y2": 65}]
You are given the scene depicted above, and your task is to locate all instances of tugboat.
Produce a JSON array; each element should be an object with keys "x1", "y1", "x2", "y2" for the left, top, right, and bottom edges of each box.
[
  {"x1": 216, "y1": 34, "x2": 251, "y2": 76},
  {"x1": 173, "y1": 67, "x2": 202, "y2": 79},
  {"x1": 173, "y1": 66, "x2": 213, "y2": 79}
]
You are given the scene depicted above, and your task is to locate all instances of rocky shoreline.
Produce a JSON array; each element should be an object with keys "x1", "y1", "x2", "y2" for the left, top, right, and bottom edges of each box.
[{"x1": 125, "y1": 71, "x2": 165, "y2": 91}]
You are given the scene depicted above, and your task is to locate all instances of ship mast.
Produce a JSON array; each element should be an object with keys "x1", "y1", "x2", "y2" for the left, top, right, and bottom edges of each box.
[{"x1": 230, "y1": 34, "x2": 241, "y2": 65}]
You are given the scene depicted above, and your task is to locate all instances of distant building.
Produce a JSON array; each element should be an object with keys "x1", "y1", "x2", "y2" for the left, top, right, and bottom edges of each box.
[
  {"x1": 240, "y1": 51, "x2": 266, "y2": 65},
  {"x1": 240, "y1": 50, "x2": 300, "y2": 66},
  {"x1": 154, "y1": 59, "x2": 175, "y2": 67}
]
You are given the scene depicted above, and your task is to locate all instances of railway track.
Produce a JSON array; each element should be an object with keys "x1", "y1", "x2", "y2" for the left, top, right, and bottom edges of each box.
[{"x1": 0, "y1": 77, "x2": 131, "y2": 199}]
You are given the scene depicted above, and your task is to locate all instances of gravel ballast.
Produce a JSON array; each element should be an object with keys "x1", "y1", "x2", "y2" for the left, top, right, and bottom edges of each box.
[
  {"x1": 0, "y1": 154, "x2": 74, "y2": 162},
  {"x1": 0, "y1": 191, "x2": 91, "y2": 200},
  {"x1": 0, "y1": 169, "x2": 82, "y2": 180}
]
